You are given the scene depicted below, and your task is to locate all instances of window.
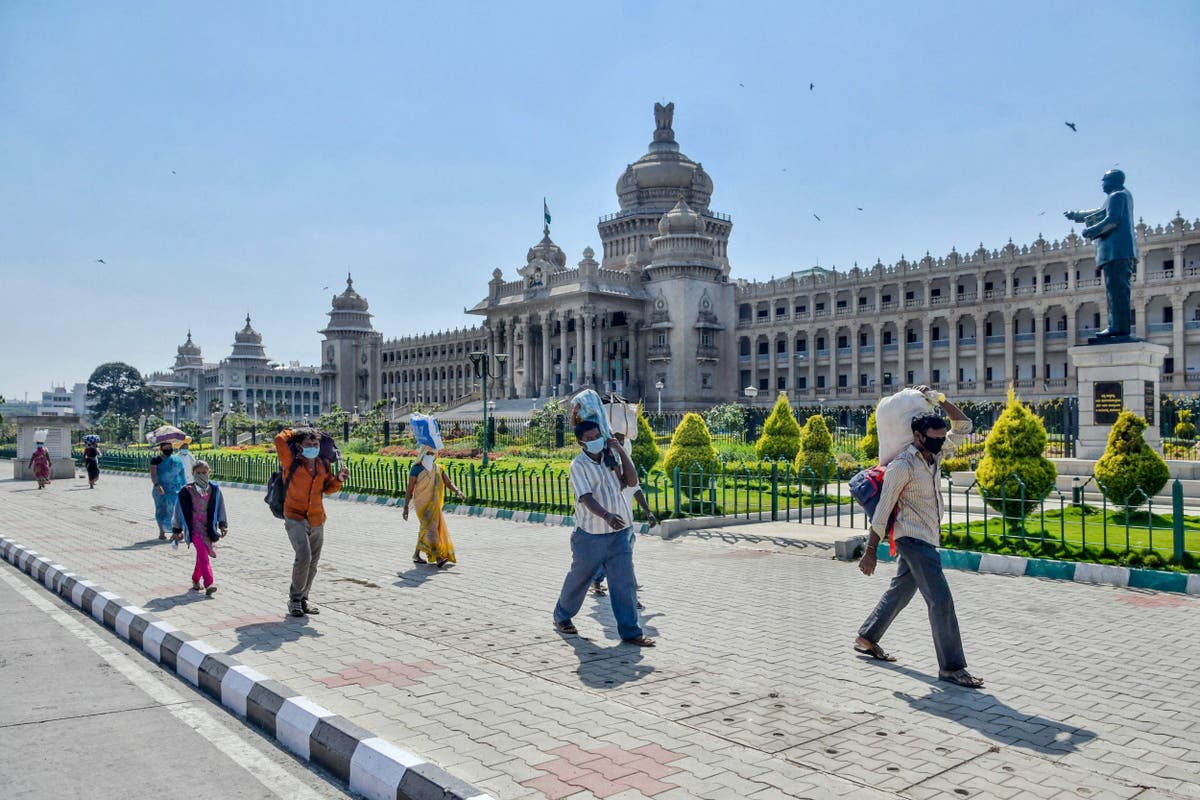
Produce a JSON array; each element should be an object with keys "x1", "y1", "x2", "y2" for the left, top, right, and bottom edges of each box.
[
  {"x1": 1013, "y1": 277, "x2": 1020, "y2": 288},
  {"x1": 759, "y1": 377, "x2": 769, "y2": 391},
  {"x1": 986, "y1": 366, "x2": 993, "y2": 381},
  {"x1": 656, "y1": 334, "x2": 666, "y2": 346},
  {"x1": 932, "y1": 326, "x2": 941, "y2": 341},
  {"x1": 957, "y1": 284, "x2": 964, "y2": 294},
  {"x1": 702, "y1": 373, "x2": 712, "y2": 388},
  {"x1": 702, "y1": 331, "x2": 714, "y2": 347},
  {"x1": 931, "y1": 288, "x2": 941, "y2": 297},
  {"x1": 905, "y1": 291, "x2": 914, "y2": 301},
  {"x1": 797, "y1": 304, "x2": 807, "y2": 313},
  {"x1": 859, "y1": 296, "x2": 867, "y2": 306},
  {"x1": 1164, "y1": 357, "x2": 1175, "y2": 374},
  {"x1": 906, "y1": 370, "x2": 914, "y2": 384},
  {"x1": 758, "y1": 341, "x2": 769, "y2": 355},
  {"x1": 817, "y1": 375, "x2": 826, "y2": 388},
  {"x1": 882, "y1": 294, "x2": 892, "y2": 303},
  {"x1": 838, "y1": 374, "x2": 848, "y2": 388},
  {"x1": 1094, "y1": 313, "x2": 1101, "y2": 328},
  {"x1": 816, "y1": 302, "x2": 826, "y2": 312},
  {"x1": 798, "y1": 376, "x2": 808, "y2": 389},
  {"x1": 883, "y1": 331, "x2": 893, "y2": 345},
  {"x1": 985, "y1": 281, "x2": 994, "y2": 291},
  {"x1": 817, "y1": 336, "x2": 826, "y2": 350},
  {"x1": 1163, "y1": 259, "x2": 1175, "y2": 272},
  {"x1": 859, "y1": 332, "x2": 868, "y2": 346},
  {"x1": 836, "y1": 300, "x2": 847, "y2": 309},
  {"x1": 958, "y1": 323, "x2": 964, "y2": 339},
  {"x1": 776, "y1": 338, "x2": 786, "y2": 353},
  {"x1": 777, "y1": 376, "x2": 787, "y2": 390},
  {"x1": 860, "y1": 373, "x2": 869, "y2": 386},
  {"x1": 958, "y1": 368, "x2": 964, "y2": 381},
  {"x1": 985, "y1": 322, "x2": 993, "y2": 336},
  {"x1": 797, "y1": 339, "x2": 808, "y2": 352},
  {"x1": 906, "y1": 329, "x2": 917, "y2": 343},
  {"x1": 837, "y1": 335, "x2": 848, "y2": 348},
  {"x1": 932, "y1": 369, "x2": 940, "y2": 383},
  {"x1": 1163, "y1": 307, "x2": 1174, "y2": 323}
]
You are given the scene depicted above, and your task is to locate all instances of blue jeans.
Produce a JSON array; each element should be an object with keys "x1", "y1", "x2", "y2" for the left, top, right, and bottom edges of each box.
[
  {"x1": 593, "y1": 529, "x2": 637, "y2": 584},
  {"x1": 858, "y1": 537, "x2": 967, "y2": 672},
  {"x1": 554, "y1": 527, "x2": 642, "y2": 640}
]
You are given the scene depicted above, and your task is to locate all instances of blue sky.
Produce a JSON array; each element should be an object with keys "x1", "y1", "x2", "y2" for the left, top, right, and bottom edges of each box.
[{"x1": 2, "y1": 1, "x2": 1198, "y2": 400}]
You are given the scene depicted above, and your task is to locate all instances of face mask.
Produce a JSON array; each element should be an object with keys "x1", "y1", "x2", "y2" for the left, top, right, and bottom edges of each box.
[
  {"x1": 421, "y1": 454, "x2": 435, "y2": 471},
  {"x1": 301, "y1": 446, "x2": 320, "y2": 459},
  {"x1": 921, "y1": 434, "x2": 946, "y2": 455},
  {"x1": 584, "y1": 438, "x2": 606, "y2": 455},
  {"x1": 194, "y1": 474, "x2": 210, "y2": 488},
  {"x1": 161, "y1": 447, "x2": 173, "y2": 456}
]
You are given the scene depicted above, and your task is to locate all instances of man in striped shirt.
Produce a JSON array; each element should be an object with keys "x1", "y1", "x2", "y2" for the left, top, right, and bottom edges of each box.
[
  {"x1": 855, "y1": 389, "x2": 983, "y2": 688},
  {"x1": 553, "y1": 420, "x2": 655, "y2": 647}
]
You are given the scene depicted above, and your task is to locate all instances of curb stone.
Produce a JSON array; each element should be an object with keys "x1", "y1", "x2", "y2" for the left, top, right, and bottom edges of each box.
[
  {"x1": 874, "y1": 542, "x2": 1199, "y2": 595},
  {"x1": 0, "y1": 535, "x2": 495, "y2": 800}
]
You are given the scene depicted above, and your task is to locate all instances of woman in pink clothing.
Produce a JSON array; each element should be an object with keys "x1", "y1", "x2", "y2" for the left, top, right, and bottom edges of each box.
[{"x1": 171, "y1": 461, "x2": 227, "y2": 596}]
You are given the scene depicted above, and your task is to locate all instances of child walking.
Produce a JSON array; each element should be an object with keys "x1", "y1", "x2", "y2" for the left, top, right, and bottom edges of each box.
[{"x1": 171, "y1": 461, "x2": 227, "y2": 596}]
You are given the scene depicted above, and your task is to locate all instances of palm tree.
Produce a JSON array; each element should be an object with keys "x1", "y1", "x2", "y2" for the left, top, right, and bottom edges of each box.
[
  {"x1": 208, "y1": 397, "x2": 223, "y2": 414},
  {"x1": 256, "y1": 399, "x2": 271, "y2": 419}
]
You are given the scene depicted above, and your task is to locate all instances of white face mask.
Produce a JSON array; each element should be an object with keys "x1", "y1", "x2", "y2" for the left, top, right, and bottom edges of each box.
[{"x1": 421, "y1": 454, "x2": 435, "y2": 471}]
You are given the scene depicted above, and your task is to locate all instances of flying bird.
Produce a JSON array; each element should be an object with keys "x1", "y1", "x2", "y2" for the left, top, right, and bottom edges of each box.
[
  {"x1": 322, "y1": 285, "x2": 329, "y2": 291},
  {"x1": 171, "y1": 170, "x2": 176, "y2": 175},
  {"x1": 95, "y1": 258, "x2": 105, "y2": 264},
  {"x1": 857, "y1": 207, "x2": 863, "y2": 211},
  {"x1": 812, "y1": 214, "x2": 821, "y2": 222},
  {"x1": 1038, "y1": 211, "x2": 1046, "y2": 216},
  {"x1": 1065, "y1": 121, "x2": 1077, "y2": 132},
  {"x1": 809, "y1": 82, "x2": 815, "y2": 90},
  {"x1": 738, "y1": 82, "x2": 745, "y2": 87}
]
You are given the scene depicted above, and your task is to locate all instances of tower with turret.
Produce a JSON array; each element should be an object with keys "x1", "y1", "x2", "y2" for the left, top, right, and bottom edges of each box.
[{"x1": 320, "y1": 275, "x2": 383, "y2": 413}]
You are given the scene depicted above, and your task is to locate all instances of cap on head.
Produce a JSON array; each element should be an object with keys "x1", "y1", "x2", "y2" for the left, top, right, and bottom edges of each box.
[{"x1": 1102, "y1": 168, "x2": 1125, "y2": 188}]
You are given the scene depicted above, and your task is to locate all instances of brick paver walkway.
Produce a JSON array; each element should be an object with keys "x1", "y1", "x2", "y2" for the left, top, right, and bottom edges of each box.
[{"x1": 2, "y1": 470, "x2": 1198, "y2": 799}]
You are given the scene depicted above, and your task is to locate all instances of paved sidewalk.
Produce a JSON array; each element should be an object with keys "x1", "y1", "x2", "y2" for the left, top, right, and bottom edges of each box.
[{"x1": 2, "y1": 470, "x2": 1198, "y2": 799}]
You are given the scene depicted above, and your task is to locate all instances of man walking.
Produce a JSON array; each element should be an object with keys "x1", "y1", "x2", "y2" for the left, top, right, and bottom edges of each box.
[
  {"x1": 855, "y1": 389, "x2": 983, "y2": 687},
  {"x1": 553, "y1": 421, "x2": 655, "y2": 647},
  {"x1": 274, "y1": 427, "x2": 347, "y2": 618}
]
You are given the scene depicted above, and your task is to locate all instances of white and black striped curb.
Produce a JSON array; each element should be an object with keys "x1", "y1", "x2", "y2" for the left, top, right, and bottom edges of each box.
[
  {"x1": 93, "y1": 468, "x2": 654, "y2": 535},
  {"x1": 0, "y1": 535, "x2": 494, "y2": 800}
]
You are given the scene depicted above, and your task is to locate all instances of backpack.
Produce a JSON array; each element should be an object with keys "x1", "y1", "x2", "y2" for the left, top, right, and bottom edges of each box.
[
  {"x1": 849, "y1": 465, "x2": 899, "y2": 556},
  {"x1": 265, "y1": 459, "x2": 302, "y2": 520}
]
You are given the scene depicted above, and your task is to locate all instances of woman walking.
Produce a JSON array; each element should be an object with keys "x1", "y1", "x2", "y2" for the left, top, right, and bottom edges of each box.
[
  {"x1": 171, "y1": 461, "x2": 227, "y2": 596},
  {"x1": 29, "y1": 443, "x2": 52, "y2": 489},
  {"x1": 402, "y1": 447, "x2": 465, "y2": 568},
  {"x1": 82, "y1": 435, "x2": 102, "y2": 488},
  {"x1": 150, "y1": 440, "x2": 187, "y2": 540}
]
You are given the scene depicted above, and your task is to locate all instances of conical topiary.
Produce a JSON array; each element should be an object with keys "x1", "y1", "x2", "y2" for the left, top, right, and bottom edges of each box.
[
  {"x1": 662, "y1": 412, "x2": 720, "y2": 478},
  {"x1": 1175, "y1": 409, "x2": 1196, "y2": 441},
  {"x1": 975, "y1": 386, "x2": 1057, "y2": 529},
  {"x1": 1094, "y1": 411, "x2": 1170, "y2": 507},
  {"x1": 630, "y1": 403, "x2": 661, "y2": 475},
  {"x1": 755, "y1": 392, "x2": 802, "y2": 462},
  {"x1": 860, "y1": 410, "x2": 879, "y2": 462},
  {"x1": 794, "y1": 413, "x2": 837, "y2": 490}
]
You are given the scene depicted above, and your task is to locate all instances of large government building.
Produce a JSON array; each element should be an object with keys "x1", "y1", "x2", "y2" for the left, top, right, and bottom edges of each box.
[{"x1": 156, "y1": 103, "x2": 1200, "y2": 419}]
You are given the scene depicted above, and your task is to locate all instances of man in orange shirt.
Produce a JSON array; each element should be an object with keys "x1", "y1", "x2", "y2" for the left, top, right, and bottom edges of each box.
[{"x1": 275, "y1": 428, "x2": 348, "y2": 617}]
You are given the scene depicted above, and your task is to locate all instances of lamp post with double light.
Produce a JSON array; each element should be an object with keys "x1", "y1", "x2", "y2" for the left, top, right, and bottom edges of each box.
[
  {"x1": 655, "y1": 379, "x2": 664, "y2": 415},
  {"x1": 469, "y1": 351, "x2": 508, "y2": 467}
]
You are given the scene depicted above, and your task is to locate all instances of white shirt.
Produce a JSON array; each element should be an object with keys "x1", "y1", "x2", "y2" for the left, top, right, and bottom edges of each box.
[
  {"x1": 179, "y1": 450, "x2": 196, "y2": 484},
  {"x1": 570, "y1": 451, "x2": 633, "y2": 534}
]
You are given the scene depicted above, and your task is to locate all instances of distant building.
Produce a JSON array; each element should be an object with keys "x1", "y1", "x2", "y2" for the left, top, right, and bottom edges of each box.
[{"x1": 36, "y1": 383, "x2": 91, "y2": 417}]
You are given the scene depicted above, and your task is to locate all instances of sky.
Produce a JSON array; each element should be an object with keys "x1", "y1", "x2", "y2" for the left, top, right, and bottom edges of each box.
[{"x1": 2, "y1": 1, "x2": 1198, "y2": 401}]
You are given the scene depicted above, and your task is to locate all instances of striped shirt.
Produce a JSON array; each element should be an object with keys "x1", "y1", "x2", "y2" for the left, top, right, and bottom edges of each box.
[
  {"x1": 871, "y1": 418, "x2": 972, "y2": 548},
  {"x1": 570, "y1": 451, "x2": 633, "y2": 534}
]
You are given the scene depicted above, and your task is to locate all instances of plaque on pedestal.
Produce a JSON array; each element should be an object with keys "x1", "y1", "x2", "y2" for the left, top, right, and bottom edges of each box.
[{"x1": 1093, "y1": 382, "x2": 1123, "y2": 425}]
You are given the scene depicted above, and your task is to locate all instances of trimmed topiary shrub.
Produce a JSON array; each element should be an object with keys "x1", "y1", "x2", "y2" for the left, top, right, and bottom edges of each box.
[
  {"x1": 974, "y1": 386, "x2": 1057, "y2": 530},
  {"x1": 755, "y1": 392, "x2": 802, "y2": 462},
  {"x1": 630, "y1": 403, "x2": 661, "y2": 475},
  {"x1": 1094, "y1": 411, "x2": 1170, "y2": 508},
  {"x1": 860, "y1": 411, "x2": 879, "y2": 462},
  {"x1": 794, "y1": 413, "x2": 837, "y2": 490},
  {"x1": 1175, "y1": 409, "x2": 1197, "y2": 441},
  {"x1": 662, "y1": 412, "x2": 720, "y2": 478}
]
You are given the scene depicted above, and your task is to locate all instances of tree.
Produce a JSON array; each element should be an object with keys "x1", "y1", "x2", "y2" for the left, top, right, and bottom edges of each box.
[
  {"x1": 755, "y1": 392, "x2": 802, "y2": 462},
  {"x1": 860, "y1": 411, "x2": 879, "y2": 462},
  {"x1": 1174, "y1": 409, "x2": 1197, "y2": 441},
  {"x1": 87, "y1": 362, "x2": 160, "y2": 418},
  {"x1": 256, "y1": 399, "x2": 271, "y2": 419},
  {"x1": 702, "y1": 402, "x2": 747, "y2": 438},
  {"x1": 1094, "y1": 411, "x2": 1170, "y2": 508},
  {"x1": 529, "y1": 398, "x2": 567, "y2": 448},
  {"x1": 975, "y1": 387, "x2": 1057, "y2": 528},
  {"x1": 630, "y1": 404, "x2": 661, "y2": 475},
  {"x1": 274, "y1": 401, "x2": 290, "y2": 417},
  {"x1": 794, "y1": 413, "x2": 837, "y2": 490},
  {"x1": 662, "y1": 412, "x2": 719, "y2": 477},
  {"x1": 95, "y1": 411, "x2": 136, "y2": 444},
  {"x1": 208, "y1": 397, "x2": 223, "y2": 414}
]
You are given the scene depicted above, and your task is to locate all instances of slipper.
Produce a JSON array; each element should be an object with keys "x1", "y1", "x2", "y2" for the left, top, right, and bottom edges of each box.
[
  {"x1": 939, "y1": 669, "x2": 985, "y2": 688},
  {"x1": 553, "y1": 620, "x2": 578, "y2": 635},
  {"x1": 854, "y1": 641, "x2": 896, "y2": 662},
  {"x1": 622, "y1": 635, "x2": 656, "y2": 647},
  {"x1": 412, "y1": 557, "x2": 427, "y2": 565}
]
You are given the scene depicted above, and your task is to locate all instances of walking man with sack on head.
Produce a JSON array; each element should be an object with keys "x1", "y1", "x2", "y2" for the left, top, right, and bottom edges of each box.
[
  {"x1": 274, "y1": 427, "x2": 347, "y2": 618},
  {"x1": 855, "y1": 387, "x2": 984, "y2": 688}
]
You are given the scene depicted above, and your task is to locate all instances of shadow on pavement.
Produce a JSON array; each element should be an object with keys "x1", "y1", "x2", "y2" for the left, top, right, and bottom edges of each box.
[
  {"x1": 112, "y1": 539, "x2": 166, "y2": 551},
  {"x1": 875, "y1": 661, "x2": 1098, "y2": 754},
  {"x1": 227, "y1": 619, "x2": 322, "y2": 655},
  {"x1": 557, "y1": 633, "x2": 655, "y2": 690},
  {"x1": 144, "y1": 591, "x2": 211, "y2": 612},
  {"x1": 392, "y1": 564, "x2": 459, "y2": 589}
]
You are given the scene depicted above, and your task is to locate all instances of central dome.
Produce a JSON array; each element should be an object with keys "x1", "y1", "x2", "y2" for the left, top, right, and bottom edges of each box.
[{"x1": 615, "y1": 103, "x2": 713, "y2": 211}]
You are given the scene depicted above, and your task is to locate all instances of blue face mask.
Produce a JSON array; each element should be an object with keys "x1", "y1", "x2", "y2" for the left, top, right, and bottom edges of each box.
[
  {"x1": 584, "y1": 438, "x2": 606, "y2": 455},
  {"x1": 301, "y1": 446, "x2": 320, "y2": 459}
]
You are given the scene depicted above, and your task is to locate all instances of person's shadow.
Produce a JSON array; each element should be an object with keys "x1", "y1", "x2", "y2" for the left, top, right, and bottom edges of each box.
[
  {"x1": 143, "y1": 591, "x2": 210, "y2": 612},
  {"x1": 227, "y1": 618, "x2": 322, "y2": 655},
  {"x1": 555, "y1": 632, "x2": 655, "y2": 690},
  {"x1": 112, "y1": 539, "x2": 165, "y2": 551},
  {"x1": 392, "y1": 564, "x2": 458, "y2": 590},
  {"x1": 877, "y1": 661, "x2": 1096, "y2": 754}
]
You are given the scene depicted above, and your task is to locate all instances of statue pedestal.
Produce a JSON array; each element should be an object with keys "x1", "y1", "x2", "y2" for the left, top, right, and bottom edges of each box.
[{"x1": 1069, "y1": 341, "x2": 1168, "y2": 459}]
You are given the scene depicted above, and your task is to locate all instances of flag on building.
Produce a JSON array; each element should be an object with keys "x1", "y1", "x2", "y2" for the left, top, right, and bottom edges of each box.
[{"x1": 544, "y1": 198, "x2": 551, "y2": 227}]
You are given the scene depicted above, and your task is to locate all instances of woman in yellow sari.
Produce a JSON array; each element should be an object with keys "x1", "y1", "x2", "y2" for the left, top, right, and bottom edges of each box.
[{"x1": 402, "y1": 446, "x2": 466, "y2": 568}]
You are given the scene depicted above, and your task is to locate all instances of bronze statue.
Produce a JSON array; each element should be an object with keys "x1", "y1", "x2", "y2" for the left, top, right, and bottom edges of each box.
[{"x1": 1064, "y1": 169, "x2": 1137, "y2": 341}]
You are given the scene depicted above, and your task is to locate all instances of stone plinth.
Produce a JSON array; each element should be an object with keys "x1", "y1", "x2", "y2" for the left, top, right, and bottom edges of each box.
[
  {"x1": 11, "y1": 415, "x2": 81, "y2": 480},
  {"x1": 1068, "y1": 342, "x2": 1168, "y2": 459}
]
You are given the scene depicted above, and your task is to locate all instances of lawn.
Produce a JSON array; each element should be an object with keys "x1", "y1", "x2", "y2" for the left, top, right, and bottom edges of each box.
[{"x1": 942, "y1": 505, "x2": 1200, "y2": 556}]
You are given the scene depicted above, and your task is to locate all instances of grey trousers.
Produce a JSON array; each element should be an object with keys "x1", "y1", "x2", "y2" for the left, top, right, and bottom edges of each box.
[
  {"x1": 284, "y1": 517, "x2": 324, "y2": 604},
  {"x1": 858, "y1": 536, "x2": 967, "y2": 672}
]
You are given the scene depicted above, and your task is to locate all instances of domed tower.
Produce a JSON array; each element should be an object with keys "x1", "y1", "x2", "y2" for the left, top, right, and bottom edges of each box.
[
  {"x1": 599, "y1": 102, "x2": 732, "y2": 274},
  {"x1": 171, "y1": 330, "x2": 205, "y2": 418},
  {"x1": 320, "y1": 274, "x2": 383, "y2": 413},
  {"x1": 172, "y1": 330, "x2": 204, "y2": 371},
  {"x1": 228, "y1": 315, "x2": 271, "y2": 366}
]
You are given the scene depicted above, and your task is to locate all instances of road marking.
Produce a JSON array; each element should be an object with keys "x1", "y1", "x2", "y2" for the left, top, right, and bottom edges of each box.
[{"x1": 0, "y1": 565, "x2": 331, "y2": 800}]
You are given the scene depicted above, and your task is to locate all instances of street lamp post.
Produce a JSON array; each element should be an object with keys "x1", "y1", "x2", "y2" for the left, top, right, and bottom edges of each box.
[
  {"x1": 743, "y1": 385, "x2": 760, "y2": 443},
  {"x1": 470, "y1": 351, "x2": 508, "y2": 467},
  {"x1": 655, "y1": 380, "x2": 664, "y2": 415}
]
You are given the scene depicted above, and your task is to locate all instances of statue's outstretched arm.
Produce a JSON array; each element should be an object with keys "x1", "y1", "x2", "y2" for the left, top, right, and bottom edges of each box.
[
  {"x1": 1064, "y1": 206, "x2": 1102, "y2": 223},
  {"x1": 1083, "y1": 193, "x2": 1126, "y2": 239}
]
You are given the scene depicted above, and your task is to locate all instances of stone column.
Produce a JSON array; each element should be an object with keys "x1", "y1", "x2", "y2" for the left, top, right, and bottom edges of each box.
[
  {"x1": 506, "y1": 318, "x2": 517, "y2": 398},
  {"x1": 596, "y1": 311, "x2": 607, "y2": 390},
  {"x1": 1034, "y1": 305, "x2": 1045, "y2": 390},
  {"x1": 1067, "y1": 259, "x2": 1078, "y2": 291},
  {"x1": 574, "y1": 310, "x2": 584, "y2": 390},
  {"x1": 1003, "y1": 315, "x2": 1015, "y2": 387},
  {"x1": 788, "y1": 331, "x2": 798, "y2": 395},
  {"x1": 922, "y1": 315, "x2": 932, "y2": 385},
  {"x1": 949, "y1": 322, "x2": 959, "y2": 390},
  {"x1": 1172, "y1": 297, "x2": 1185, "y2": 387},
  {"x1": 768, "y1": 334, "x2": 778, "y2": 395},
  {"x1": 975, "y1": 312, "x2": 986, "y2": 388},
  {"x1": 850, "y1": 325, "x2": 860, "y2": 398},
  {"x1": 896, "y1": 321, "x2": 907, "y2": 387},
  {"x1": 541, "y1": 311, "x2": 554, "y2": 398},
  {"x1": 873, "y1": 323, "x2": 884, "y2": 393},
  {"x1": 628, "y1": 319, "x2": 640, "y2": 398},
  {"x1": 582, "y1": 308, "x2": 594, "y2": 387},
  {"x1": 519, "y1": 315, "x2": 531, "y2": 398}
]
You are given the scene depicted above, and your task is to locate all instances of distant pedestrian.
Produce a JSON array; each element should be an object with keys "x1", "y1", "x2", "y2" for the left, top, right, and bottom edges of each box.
[
  {"x1": 82, "y1": 436, "x2": 102, "y2": 488},
  {"x1": 403, "y1": 446, "x2": 465, "y2": 568},
  {"x1": 150, "y1": 441, "x2": 187, "y2": 540},
  {"x1": 275, "y1": 427, "x2": 347, "y2": 618},
  {"x1": 553, "y1": 420, "x2": 654, "y2": 647},
  {"x1": 171, "y1": 460, "x2": 226, "y2": 596},
  {"x1": 178, "y1": 439, "x2": 196, "y2": 484},
  {"x1": 855, "y1": 388, "x2": 983, "y2": 688},
  {"x1": 29, "y1": 443, "x2": 52, "y2": 489},
  {"x1": 590, "y1": 430, "x2": 657, "y2": 607}
]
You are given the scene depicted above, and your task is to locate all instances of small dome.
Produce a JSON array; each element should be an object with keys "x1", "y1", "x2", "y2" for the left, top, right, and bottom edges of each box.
[
  {"x1": 332, "y1": 274, "x2": 370, "y2": 312},
  {"x1": 235, "y1": 314, "x2": 262, "y2": 344},
  {"x1": 526, "y1": 230, "x2": 567, "y2": 270},
  {"x1": 177, "y1": 330, "x2": 201, "y2": 356},
  {"x1": 657, "y1": 198, "x2": 706, "y2": 235},
  {"x1": 615, "y1": 104, "x2": 713, "y2": 211}
]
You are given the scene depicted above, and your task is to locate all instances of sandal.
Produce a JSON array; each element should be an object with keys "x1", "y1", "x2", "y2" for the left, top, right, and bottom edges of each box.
[
  {"x1": 853, "y1": 640, "x2": 897, "y2": 662},
  {"x1": 939, "y1": 669, "x2": 985, "y2": 688},
  {"x1": 436, "y1": 558, "x2": 453, "y2": 569},
  {"x1": 553, "y1": 619, "x2": 578, "y2": 635},
  {"x1": 412, "y1": 556, "x2": 427, "y2": 565},
  {"x1": 622, "y1": 635, "x2": 656, "y2": 647},
  {"x1": 591, "y1": 581, "x2": 607, "y2": 597}
]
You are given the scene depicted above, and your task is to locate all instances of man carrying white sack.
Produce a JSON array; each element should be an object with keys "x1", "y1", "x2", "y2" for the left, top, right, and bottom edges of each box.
[{"x1": 855, "y1": 385, "x2": 984, "y2": 688}]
